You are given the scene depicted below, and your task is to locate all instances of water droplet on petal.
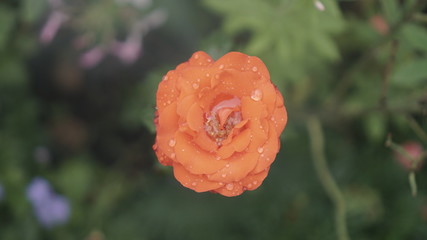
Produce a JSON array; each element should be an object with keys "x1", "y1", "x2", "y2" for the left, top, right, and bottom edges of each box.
[
  {"x1": 226, "y1": 183, "x2": 234, "y2": 190},
  {"x1": 216, "y1": 156, "x2": 221, "y2": 160},
  {"x1": 206, "y1": 73, "x2": 210, "y2": 77},
  {"x1": 251, "y1": 89, "x2": 262, "y2": 101},
  {"x1": 253, "y1": 180, "x2": 258, "y2": 185},
  {"x1": 219, "y1": 64, "x2": 224, "y2": 69},
  {"x1": 162, "y1": 76, "x2": 168, "y2": 81},
  {"x1": 252, "y1": 66, "x2": 258, "y2": 72},
  {"x1": 194, "y1": 54, "x2": 199, "y2": 59},
  {"x1": 221, "y1": 173, "x2": 227, "y2": 178},
  {"x1": 170, "y1": 153, "x2": 176, "y2": 159},
  {"x1": 257, "y1": 147, "x2": 264, "y2": 153},
  {"x1": 192, "y1": 83, "x2": 199, "y2": 89},
  {"x1": 191, "y1": 182, "x2": 197, "y2": 186},
  {"x1": 169, "y1": 139, "x2": 176, "y2": 147},
  {"x1": 247, "y1": 183, "x2": 253, "y2": 188},
  {"x1": 225, "y1": 163, "x2": 230, "y2": 168}
]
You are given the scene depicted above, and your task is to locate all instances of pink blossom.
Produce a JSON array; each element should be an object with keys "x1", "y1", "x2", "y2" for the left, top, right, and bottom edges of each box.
[
  {"x1": 39, "y1": 11, "x2": 68, "y2": 44},
  {"x1": 79, "y1": 47, "x2": 105, "y2": 68}
]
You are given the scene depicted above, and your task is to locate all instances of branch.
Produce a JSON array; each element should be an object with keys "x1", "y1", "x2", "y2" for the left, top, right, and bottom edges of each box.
[{"x1": 307, "y1": 116, "x2": 350, "y2": 240}]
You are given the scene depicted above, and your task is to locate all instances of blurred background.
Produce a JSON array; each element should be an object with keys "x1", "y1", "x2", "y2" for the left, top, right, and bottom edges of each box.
[{"x1": 1, "y1": 0, "x2": 427, "y2": 239}]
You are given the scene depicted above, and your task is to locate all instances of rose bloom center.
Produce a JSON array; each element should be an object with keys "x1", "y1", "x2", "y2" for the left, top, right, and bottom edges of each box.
[{"x1": 204, "y1": 97, "x2": 242, "y2": 146}]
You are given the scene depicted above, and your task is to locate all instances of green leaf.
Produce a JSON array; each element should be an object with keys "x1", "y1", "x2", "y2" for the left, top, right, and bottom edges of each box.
[
  {"x1": 400, "y1": 24, "x2": 427, "y2": 52},
  {"x1": 0, "y1": 6, "x2": 16, "y2": 50},
  {"x1": 381, "y1": 0, "x2": 400, "y2": 24},
  {"x1": 363, "y1": 112, "x2": 386, "y2": 143},
  {"x1": 392, "y1": 58, "x2": 427, "y2": 86},
  {"x1": 20, "y1": 0, "x2": 47, "y2": 23}
]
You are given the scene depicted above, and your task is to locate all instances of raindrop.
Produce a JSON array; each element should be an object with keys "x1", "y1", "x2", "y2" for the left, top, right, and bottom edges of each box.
[
  {"x1": 207, "y1": 59, "x2": 212, "y2": 62},
  {"x1": 194, "y1": 54, "x2": 199, "y2": 59},
  {"x1": 252, "y1": 66, "x2": 258, "y2": 72},
  {"x1": 162, "y1": 76, "x2": 168, "y2": 81},
  {"x1": 219, "y1": 64, "x2": 224, "y2": 69},
  {"x1": 225, "y1": 163, "x2": 230, "y2": 168},
  {"x1": 251, "y1": 89, "x2": 262, "y2": 101},
  {"x1": 206, "y1": 73, "x2": 210, "y2": 77},
  {"x1": 247, "y1": 183, "x2": 253, "y2": 188},
  {"x1": 253, "y1": 180, "x2": 258, "y2": 185},
  {"x1": 192, "y1": 83, "x2": 199, "y2": 89},
  {"x1": 168, "y1": 139, "x2": 176, "y2": 147},
  {"x1": 216, "y1": 156, "x2": 221, "y2": 160},
  {"x1": 221, "y1": 173, "x2": 227, "y2": 178},
  {"x1": 257, "y1": 147, "x2": 264, "y2": 153},
  {"x1": 226, "y1": 183, "x2": 234, "y2": 190},
  {"x1": 191, "y1": 182, "x2": 197, "y2": 186},
  {"x1": 170, "y1": 153, "x2": 176, "y2": 159}
]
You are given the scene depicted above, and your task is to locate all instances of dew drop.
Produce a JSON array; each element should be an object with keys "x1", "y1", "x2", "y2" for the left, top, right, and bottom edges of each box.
[
  {"x1": 251, "y1": 89, "x2": 262, "y2": 101},
  {"x1": 253, "y1": 180, "x2": 258, "y2": 185},
  {"x1": 191, "y1": 182, "x2": 197, "y2": 186},
  {"x1": 219, "y1": 182, "x2": 224, "y2": 186},
  {"x1": 170, "y1": 153, "x2": 176, "y2": 159},
  {"x1": 192, "y1": 83, "x2": 199, "y2": 89},
  {"x1": 221, "y1": 173, "x2": 227, "y2": 178},
  {"x1": 257, "y1": 147, "x2": 264, "y2": 153},
  {"x1": 168, "y1": 139, "x2": 176, "y2": 147},
  {"x1": 225, "y1": 163, "x2": 230, "y2": 168},
  {"x1": 216, "y1": 156, "x2": 221, "y2": 160},
  {"x1": 162, "y1": 76, "x2": 168, "y2": 81},
  {"x1": 206, "y1": 73, "x2": 210, "y2": 77},
  {"x1": 247, "y1": 183, "x2": 253, "y2": 188},
  {"x1": 219, "y1": 64, "x2": 224, "y2": 69},
  {"x1": 226, "y1": 183, "x2": 234, "y2": 190},
  {"x1": 207, "y1": 58, "x2": 212, "y2": 62},
  {"x1": 194, "y1": 54, "x2": 199, "y2": 59},
  {"x1": 252, "y1": 66, "x2": 258, "y2": 72}
]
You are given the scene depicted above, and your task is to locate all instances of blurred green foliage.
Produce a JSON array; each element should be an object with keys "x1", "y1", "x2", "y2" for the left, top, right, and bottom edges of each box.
[{"x1": 1, "y1": 0, "x2": 427, "y2": 239}]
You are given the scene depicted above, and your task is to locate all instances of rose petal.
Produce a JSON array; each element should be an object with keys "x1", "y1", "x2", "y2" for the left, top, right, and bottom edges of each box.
[
  {"x1": 214, "y1": 52, "x2": 270, "y2": 81},
  {"x1": 157, "y1": 70, "x2": 179, "y2": 112},
  {"x1": 241, "y1": 168, "x2": 269, "y2": 190},
  {"x1": 241, "y1": 96, "x2": 268, "y2": 120},
  {"x1": 177, "y1": 94, "x2": 197, "y2": 119},
  {"x1": 271, "y1": 91, "x2": 287, "y2": 135},
  {"x1": 186, "y1": 103, "x2": 204, "y2": 131},
  {"x1": 194, "y1": 130, "x2": 218, "y2": 152},
  {"x1": 173, "y1": 163, "x2": 222, "y2": 192},
  {"x1": 207, "y1": 152, "x2": 259, "y2": 182},
  {"x1": 188, "y1": 51, "x2": 214, "y2": 67},
  {"x1": 156, "y1": 102, "x2": 179, "y2": 160},
  {"x1": 174, "y1": 132, "x2": 226, "y2": 174},
  {"x1": 217, "y1": 128, "x2": 252, "y2": 159},
  {"x1": 252, "y1": 122, "x2": 280, "y2": 174},
  {"x1": 213, "y1": 182, "x2": 244, "y2": 197}
]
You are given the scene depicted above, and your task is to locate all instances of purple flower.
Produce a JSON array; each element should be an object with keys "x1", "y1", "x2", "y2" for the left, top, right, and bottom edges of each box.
[
  {"x1": 33, "y1": 195, "x2": 71, "y2": 228},
  {"x1": 26, "y1": 177, "x2": 52, "y2": 204},
  {"x1": 26, "y1": 177, "x2": 71, "y2": 228}
]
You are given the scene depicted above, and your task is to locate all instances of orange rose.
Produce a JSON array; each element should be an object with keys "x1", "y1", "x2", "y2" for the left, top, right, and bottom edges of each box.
[{"x1": 153, "y1": 51, "x2": 287, "y2": 197}]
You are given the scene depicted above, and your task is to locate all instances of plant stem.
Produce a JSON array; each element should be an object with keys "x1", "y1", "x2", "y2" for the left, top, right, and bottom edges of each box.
[{"x1": 307, "y1": 116, "x2": 350, "y2": 240}]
